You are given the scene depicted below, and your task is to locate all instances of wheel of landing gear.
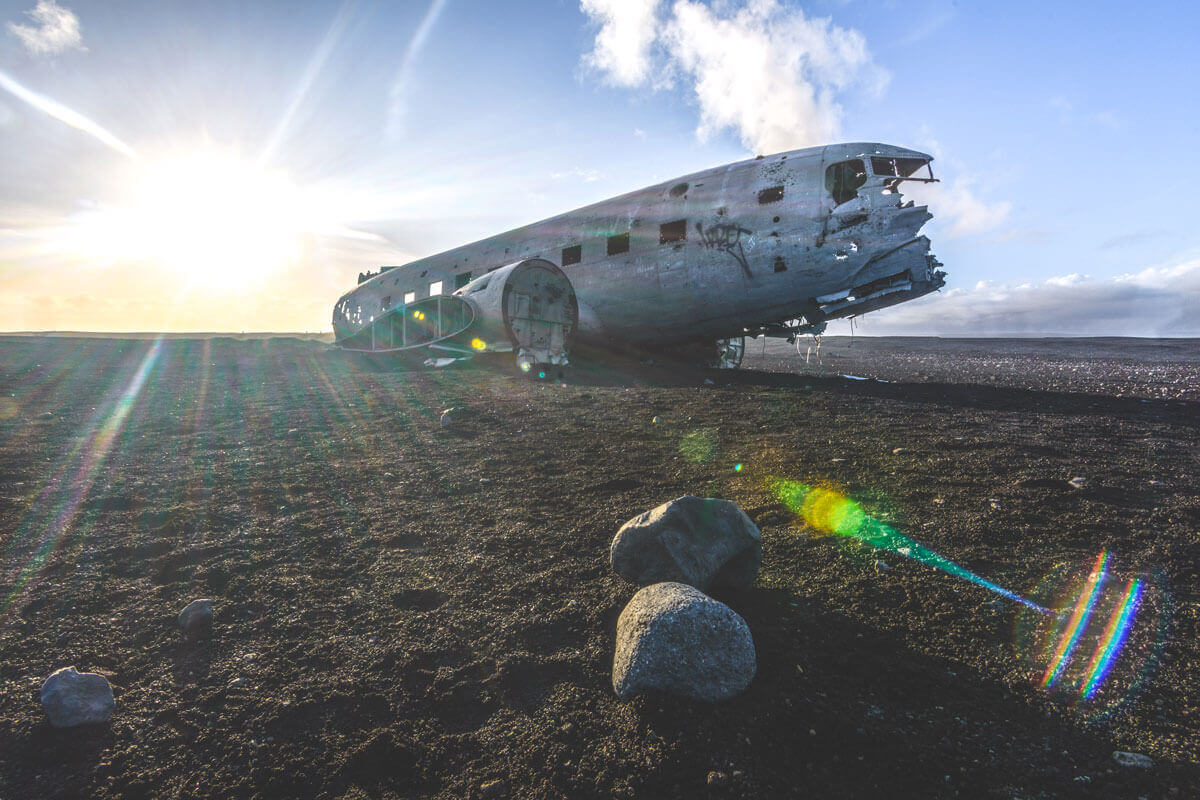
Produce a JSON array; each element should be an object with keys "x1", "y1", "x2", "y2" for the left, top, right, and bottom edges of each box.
[
  {"x1": 514, "y1": 354, "x2": 557, "y2": 380},
  {"x1": 710, "y1": 336, "x2": 745, "y2": 369}
]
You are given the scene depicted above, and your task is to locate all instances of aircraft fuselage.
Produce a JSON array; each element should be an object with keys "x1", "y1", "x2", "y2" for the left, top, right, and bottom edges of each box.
[{"x1": 332, "y1": 142, "x2": 945, "y2": 361}]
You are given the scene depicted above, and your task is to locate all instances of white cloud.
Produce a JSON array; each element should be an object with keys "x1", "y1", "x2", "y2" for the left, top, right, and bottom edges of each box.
[
  {"x1": 901, "y1": 136, "x2": 1012, "y2": 239},
  {"x1": 930, "y1": 176, "x2": 1012, "y2": 238},
  {"x1": 581, "y1": 0, "x2": 885, "y2": 154},
  {"x1": 6, "y1": 1, "x2": 84, "y2": 57},
  {"x1": 850, "y1": 259, "x2": 1200, "y2": 336},
  {"x1": 581, "y1": 0, "x2": 662, "y2": 88}
]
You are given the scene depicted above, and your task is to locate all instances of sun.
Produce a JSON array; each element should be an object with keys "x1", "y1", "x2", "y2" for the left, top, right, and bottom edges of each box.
[{"x1": 121, "y1": 149, "x2": 310, "y2": 286}]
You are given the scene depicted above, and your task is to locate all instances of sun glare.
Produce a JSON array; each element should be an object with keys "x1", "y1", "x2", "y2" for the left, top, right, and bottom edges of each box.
[{"x1": 119, "y1": 151, "x2": 306, "y2": 286}]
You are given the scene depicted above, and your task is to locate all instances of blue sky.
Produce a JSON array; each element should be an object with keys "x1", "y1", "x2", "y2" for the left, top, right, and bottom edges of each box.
[{"x1": 1, "y1": 0, "x2": 1197, "y2": 334}]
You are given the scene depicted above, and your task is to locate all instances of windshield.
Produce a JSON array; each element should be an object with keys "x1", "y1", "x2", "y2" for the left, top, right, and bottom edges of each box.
[
  {"x1": 871, "y1": 156, "x2": 934, "y2": 182},
  {"x1": 825, "y1": 159, "x2": 867, "y2": 206}
]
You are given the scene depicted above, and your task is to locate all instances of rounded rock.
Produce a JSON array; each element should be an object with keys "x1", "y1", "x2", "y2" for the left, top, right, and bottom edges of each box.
[
  {"x1": 178, "y1": 598, "x2": 214, "y2": 632},
  {"x1": 1112, "y1": 751, "x2": 1154, "y2": 768},
  {"x1": 613, "y1": 582, "x2": 755, "y2": 702},
  {"x1": 40, "y1": 667, "x2": 115, "y2": 727},
  {"x1": 611, "y1": 496, "x2": 761, "y2": 590}
]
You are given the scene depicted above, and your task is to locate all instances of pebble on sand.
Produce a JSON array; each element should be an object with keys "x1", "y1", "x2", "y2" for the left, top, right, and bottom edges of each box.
[
  {"x1": 1111, "y1": 751, "x2": 1155, "y2": 768},
  {"x1": 179, "y1": 598, "x2": 214, "y2": 632},
  {"x1": 441, "y1": 407, "x2": 474, "y2": 428},
  {"x1": 40, "y1": 667, "x2": 115, "y2": 727},
  {"x1": 478, "y1": 778, "x2": 507, "y2": 798}
]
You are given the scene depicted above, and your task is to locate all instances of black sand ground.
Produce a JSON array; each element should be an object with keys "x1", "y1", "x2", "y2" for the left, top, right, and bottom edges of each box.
[{"x1": 0, "y1": 335, "x2": 1197, "y2": 799}]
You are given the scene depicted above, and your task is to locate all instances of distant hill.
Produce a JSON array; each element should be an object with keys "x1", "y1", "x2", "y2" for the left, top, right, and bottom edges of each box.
[{"x1": 0, "y1": 331, "x2": 336, "y2": 342}]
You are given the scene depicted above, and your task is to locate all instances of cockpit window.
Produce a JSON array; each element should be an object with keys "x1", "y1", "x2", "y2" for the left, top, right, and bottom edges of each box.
[
  {"x1": 871, "y1": 157, "x2": 933, "y2": 181},
  {"x1": 825, "y1": 159, "x2": 867, "y2": 206}
]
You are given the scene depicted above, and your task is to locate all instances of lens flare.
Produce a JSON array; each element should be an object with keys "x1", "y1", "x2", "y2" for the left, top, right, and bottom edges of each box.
[
  {"x1": 1016, "y1": 558, "x2": 1164, "y2": 712},
  {"x1": 1041, "y1": 550, "x2": 1108, "y2": 689},
  {"x1": 774, "y1": 480, "x2": 1165, "y2": 708},
  {"x1": 1081, "y1": 578, "x2": 1143, "y2": 700},
  {"x1": 771, "y1": 479, "x2": 1048, "y2": 613},
  {"x1": 2, "y1": 339, "x2": 163, "y2": 617},
  {"x1": 470, "y1": 338, "x2": 487, "y2": 351},
  {"x1": 680, "y1": 430, "x2": 717, "y2": 464}
]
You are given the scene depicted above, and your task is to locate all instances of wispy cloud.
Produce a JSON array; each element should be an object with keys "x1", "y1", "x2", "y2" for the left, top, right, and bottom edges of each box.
[
  {"x1": 853, "y1": 259, "x2": 1200, "y2": 336},
  {"x1": 580, "y1": 0, "x2": 885, "y2": 154},
  {"x1": 6, "y1": 0, "x2": 84, "y2": 57},
  {"x1": 259, "y1": 0, "x2": 356, "y2": 166},
  {"x1": 0, "y1": 69, "x2": 137, "y2": 158},
  {"x1": 387, "y1": 0, "x2": 450, "y2": 138},
  {"x1": 902, "y1": 134, "x2": 1011, "y2": 239},
  {"x1": 1049, "y1": 95, "x2": 1123, "y2": 131},
  {"x1": 927, "y1": 176, "x2": 1012, "y2": 238},
  {"x1": 550, "y1": 166, "x2": 602, "y2": 183}
]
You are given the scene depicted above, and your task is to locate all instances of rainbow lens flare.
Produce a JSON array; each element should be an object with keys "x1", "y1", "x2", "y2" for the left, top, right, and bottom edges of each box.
[
  {"x1": 1041, "y1": 550, "x2": 1109, "y2": 689},
  {"x1": 771, "y1": 479, "x2": 1166, "y2": 708},
  {"x1": 1081, "y1": 578, "x2": 1143, "y2": 700},
  {"x1": 1017, "y1": 557, "x2": 1163, "y2": 712}
]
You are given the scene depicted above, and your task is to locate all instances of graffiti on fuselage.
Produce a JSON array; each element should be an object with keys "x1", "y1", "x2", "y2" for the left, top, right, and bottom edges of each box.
[{"x1": 696, "y1": 221, "x2": 753, "y2": 277}]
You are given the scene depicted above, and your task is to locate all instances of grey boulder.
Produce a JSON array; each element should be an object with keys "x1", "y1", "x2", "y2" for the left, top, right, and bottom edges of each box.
[
  {"x1": 178, "y1": 598, "x2": 214, "y2": 632},
  {"x1": 611, "y1": 496, "x2": 761, "y2": 590},
  {"x1": 40, "y1": 667, "x2": 115, "y2": 727},
  {"x1": 613, "y1": 582, "x2": 755, "y2": 702}
]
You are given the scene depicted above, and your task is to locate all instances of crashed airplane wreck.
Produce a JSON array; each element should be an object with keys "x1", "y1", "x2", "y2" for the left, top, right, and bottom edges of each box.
[{"x1": 332, "y1": 142, "x2": 946, "y2": 373}]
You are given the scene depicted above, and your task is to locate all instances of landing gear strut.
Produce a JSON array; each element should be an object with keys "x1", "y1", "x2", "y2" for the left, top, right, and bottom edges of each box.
[{"x1": 709, "y1": 336, "x2": 745, "y2": 369}]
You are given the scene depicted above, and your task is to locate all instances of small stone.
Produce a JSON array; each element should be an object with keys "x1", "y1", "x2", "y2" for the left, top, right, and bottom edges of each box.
[
  {"x1": 891, "y1": 447, "x2": 908, "y2": 455},
  {"x1": 988, "y1": 499, "x2": 1001, "y2": 509},
  {"x1": 560, "y1": 722, "x2": 575, "y2": 734},
  {"x1": 613, "y1": 582, "x2": 755, "y2": 702},
  {"x1": 383, "y1": 472, "x2": 396, "y2": 479},
  {"x1": 706, "y1": 771, "x2": 729, "y2": 787},
  {"x1": 652, "y1": 415, "x2": 662, "y2": 423},
  {"x1": 287, "y1": 428, "x2": 299, "y2": 435},
  {"x1": 228, "y1": 677, "x2": 247, "y2": 689},
  {"x1": 1068, "y1": 476, "x2": 1087, "y2": 489},
  {"x1": 611, "y1": 496, "x2": 761, "y2": 591},
  {"x1": 479, "y1": 778, "x2": 506, "y2": 798},
  {"x1": 178, "y1": 599, "x2": 213, "y2": 632},
  {"x1": 440, "y1": 407, "x2": 470, "y2": 428},
  {"x1": 1112, "y1": 751, "x2": 1154, "y2": 768},
  {"x1": 40, "y1": 667, "x2": 115, "y2": 727},
  {"x1": 873, "y1": 560, "x2": 890, "y2": 572}
]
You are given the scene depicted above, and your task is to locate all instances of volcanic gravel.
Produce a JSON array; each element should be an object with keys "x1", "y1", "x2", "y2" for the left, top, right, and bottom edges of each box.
[{"x1": 0, "y1": 334, "x2": 1197, "y2": 799}]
